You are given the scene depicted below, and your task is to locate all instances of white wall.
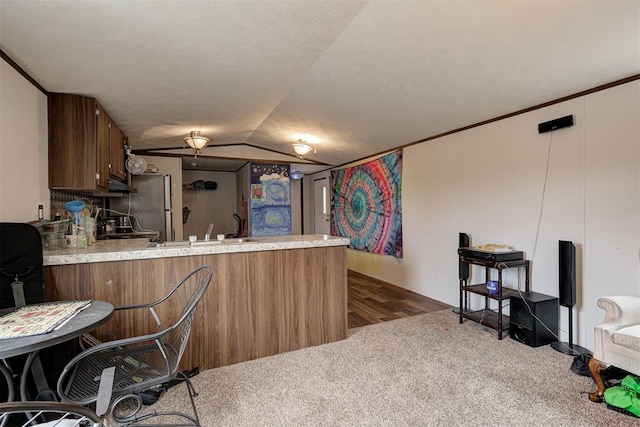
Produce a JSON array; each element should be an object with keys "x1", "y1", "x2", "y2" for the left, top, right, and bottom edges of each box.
[
  {"x1": 139, "y1": 155, "x2": 183, "y2": 241},
  {"x1": 290, "y1": 178, "x2": 302, "y2": 234},
  {"x1": 0, "y1": 58, "x2": 49, "y2": 221},
  {"x1": 314, "y1": 79, "x2": 640, "y2": 351},
  {"x1": 182, "y1": 170, "x2": 237, "y2": 239}
]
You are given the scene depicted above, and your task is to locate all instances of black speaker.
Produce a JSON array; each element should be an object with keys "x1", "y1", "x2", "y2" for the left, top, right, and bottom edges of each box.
[
  {"x1": 558, "y1": 240, "x2": 576, "y2": 308},
  {"x1": 509, "y1": 292, "x2": 558, "y2": 347},
  {"x1": 458, "y1": 232, "x2": 470, "y2": 280},
  {"x1": 538, "y1": 114, "x2": 574, "y2": 134}
]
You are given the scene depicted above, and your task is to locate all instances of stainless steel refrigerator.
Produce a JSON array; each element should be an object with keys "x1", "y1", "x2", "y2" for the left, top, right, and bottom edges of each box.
[{"x1": 111, "y1": 173, "x2": 173, "y2": 241}]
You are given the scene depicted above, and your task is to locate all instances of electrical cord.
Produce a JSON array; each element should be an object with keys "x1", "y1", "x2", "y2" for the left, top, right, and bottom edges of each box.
[
  {"x1": 100, "y1": 208, "x2": 154, "y2": 233},
  {"x1": 513, "y1": 130, "x2": 573, "y2": 346},
  {"x1": 469, "y1": 130, "x2": 572, "y2": 344}
]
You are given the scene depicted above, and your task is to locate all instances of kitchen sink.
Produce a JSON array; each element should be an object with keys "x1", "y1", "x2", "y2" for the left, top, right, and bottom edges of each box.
[
  {"x1": 147, "y1": 238, "x2": 253, "y2": 248},
  {"x1": 148, "y1": 241, "x2": 191, "y2": 248}
]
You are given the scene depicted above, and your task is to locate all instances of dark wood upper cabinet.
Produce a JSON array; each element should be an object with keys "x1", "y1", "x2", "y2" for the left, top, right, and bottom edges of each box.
[
  {"x1": 96, "y1": 102, "x2": 110, "y2": 190},
  {"x1": 48, "y1": 93, "x2": 127, "y2": 190},
  {"x1": 109, "y1": 120, "x2": 126, "y2": 180},
  {"x1": 48, "y1": 93, "x2": 97, "y2": 190}
]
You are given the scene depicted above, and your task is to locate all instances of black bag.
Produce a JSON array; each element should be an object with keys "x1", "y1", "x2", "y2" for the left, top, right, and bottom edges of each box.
[
  {"x1": 570, "y1": 353, "x2": 593, "y2": 377},
  {"x1": 136, "y1": 367, "x2": 200, "y2": 405},
  {"x1": 570, "y1": 352, "x2": 631, "y2": 388}
]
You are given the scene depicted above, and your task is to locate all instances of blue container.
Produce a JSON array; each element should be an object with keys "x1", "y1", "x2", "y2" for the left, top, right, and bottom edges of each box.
[{"x1": 486, "y1": 280, "x2": 499, "y2": 295}]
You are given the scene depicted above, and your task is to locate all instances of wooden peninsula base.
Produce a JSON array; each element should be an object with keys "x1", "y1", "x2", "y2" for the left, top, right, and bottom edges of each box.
[{"x1": 45, "y1": 245, "x2": 347, "y2": 370}]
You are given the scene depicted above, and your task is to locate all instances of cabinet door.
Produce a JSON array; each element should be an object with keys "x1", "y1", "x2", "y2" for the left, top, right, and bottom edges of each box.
[
  {"x1": 96, "y1": 102, "x2": 110, "y2": 190},
  {"x1": 48, "y1": 94, "x2": 98, "y2": 189},
  {"x1": 109, "y1": 120, "x2": 127, "y2": 180}
]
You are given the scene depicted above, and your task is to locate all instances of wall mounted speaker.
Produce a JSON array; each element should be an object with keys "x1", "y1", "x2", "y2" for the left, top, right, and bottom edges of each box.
[
  {"x1": 509, "y1": 292, "x2": 558, "y2": 347},
  {"x1": 538, "y1": 115, "x2": 574, "y2": 134},
  {"x1": 558, "y1": 240, "x2": 576, "y2": 308},
  {"x1": 458, "y1": 232, "x2": 470, "y2": 280}
]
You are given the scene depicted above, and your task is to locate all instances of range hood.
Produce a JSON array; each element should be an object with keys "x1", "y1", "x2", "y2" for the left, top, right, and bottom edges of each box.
[{"x1": 108, "y1": 178, "x2": 134, "y2": 193}]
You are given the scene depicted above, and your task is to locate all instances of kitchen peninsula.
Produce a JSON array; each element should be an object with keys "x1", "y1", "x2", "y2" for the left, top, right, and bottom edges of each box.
[{"x1": 43, "y1": 235, "x2": 349, "y2": 370}]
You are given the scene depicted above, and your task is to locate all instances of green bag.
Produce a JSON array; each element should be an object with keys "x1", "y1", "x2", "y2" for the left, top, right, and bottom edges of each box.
[{"x1": 604, "y1": 375, "x2": 640, "y2": 417}]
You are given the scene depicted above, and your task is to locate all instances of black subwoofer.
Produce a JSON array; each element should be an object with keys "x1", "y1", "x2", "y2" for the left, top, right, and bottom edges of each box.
[{"x1": 509, "y1": 292, "x2": 558, "y2": 347}]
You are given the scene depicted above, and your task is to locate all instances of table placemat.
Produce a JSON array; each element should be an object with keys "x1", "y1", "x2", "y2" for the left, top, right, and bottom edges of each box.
[{"x1": 0, "y1": 300, "x2": 91, "y2": 340}]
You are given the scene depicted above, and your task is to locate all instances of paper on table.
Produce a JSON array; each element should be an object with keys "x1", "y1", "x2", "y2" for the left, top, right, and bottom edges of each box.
[{"x1": 0, "y1": 300, "x2": 91, "y2": 340}]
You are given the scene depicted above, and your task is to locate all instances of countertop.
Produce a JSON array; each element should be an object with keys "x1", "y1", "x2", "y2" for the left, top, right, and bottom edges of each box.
[{"x1": 43, "y1": 234, "x2": 350, "y2": 266}]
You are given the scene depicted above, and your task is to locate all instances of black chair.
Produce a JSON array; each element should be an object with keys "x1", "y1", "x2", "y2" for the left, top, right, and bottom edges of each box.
[
  {"x1": 56, "y1": 265, "x2": 213, "y2": 426},
  {"x1": 0, "y1": 223, "x2": 45, "y2": 309},
  {"x1": 0, "y1": 223, "x2": 53, "y2": 405}
]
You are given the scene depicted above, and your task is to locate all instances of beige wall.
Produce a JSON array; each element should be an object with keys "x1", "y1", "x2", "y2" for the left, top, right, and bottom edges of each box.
[
  {"x1": 311, "y1": 79, "x2": 640, "y2": 351},
  {"x1": 290, "y1": 178, "x2": 302, "y2": 234},
  {"x1": 182, "y1": 170, "x2": 238, "y2": 239},
  {"x1": 0, "y1": 59, "x2": 49, "y2": 221}
]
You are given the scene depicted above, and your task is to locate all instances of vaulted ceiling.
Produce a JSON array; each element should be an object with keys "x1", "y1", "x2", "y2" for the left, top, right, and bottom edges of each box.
[{"x1": 1, "y1": 1, "x2": 638, "y2": 172}]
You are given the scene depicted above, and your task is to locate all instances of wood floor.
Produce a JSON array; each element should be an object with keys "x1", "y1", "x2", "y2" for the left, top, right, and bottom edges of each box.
[{"x1": 348, "y1": 270, "x2": 451, "y2": 329}]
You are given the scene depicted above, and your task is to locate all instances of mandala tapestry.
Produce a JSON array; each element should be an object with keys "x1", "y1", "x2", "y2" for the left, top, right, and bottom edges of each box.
[{"x1": 331, "y1": 150, "x2": 403, "y2": 258}]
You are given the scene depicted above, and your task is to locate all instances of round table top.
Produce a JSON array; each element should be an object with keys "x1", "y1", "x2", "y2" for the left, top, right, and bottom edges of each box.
[{"x1": 0, "y1": 300, "x2": 114, "y2": 359}]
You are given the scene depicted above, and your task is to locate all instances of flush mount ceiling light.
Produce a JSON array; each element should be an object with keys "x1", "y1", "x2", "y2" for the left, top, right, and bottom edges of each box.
[
  {"x1": 290, "y1": 170, "x2": 304, "y2": 180},
  {"x1": 291, "y1": 139, "x2": 316, "y2": 159},
  {"x1": 184, "y1": 131, "x2": 210, "y2": 157}
]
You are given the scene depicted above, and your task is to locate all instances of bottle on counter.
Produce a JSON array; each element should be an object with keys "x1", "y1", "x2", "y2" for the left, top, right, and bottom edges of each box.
[{"x1": 76, "y1": 227, "x2": 88, "y2": 249}]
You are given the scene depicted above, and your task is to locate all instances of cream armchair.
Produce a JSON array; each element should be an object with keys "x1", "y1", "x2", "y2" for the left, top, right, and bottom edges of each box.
[{"x1": 588, "y1": 296, "x2": 640, "y2": 402}]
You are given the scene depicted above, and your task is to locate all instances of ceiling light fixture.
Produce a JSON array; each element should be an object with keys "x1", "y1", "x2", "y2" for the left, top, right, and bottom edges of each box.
[
  {"x1": 184, "y1": 131, "x2": 210, "y2": 157},
  {"x1": 291, "y1": 139, "x2": 316, "y2": 159},
  {"x1": 290, "y1": 170, "x2": 304, "y2": 180}
]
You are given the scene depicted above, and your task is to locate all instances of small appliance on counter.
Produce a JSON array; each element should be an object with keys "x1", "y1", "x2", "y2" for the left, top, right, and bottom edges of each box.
[{"x1": 113, "y1": 215, "x2": 133, "y2": 233}]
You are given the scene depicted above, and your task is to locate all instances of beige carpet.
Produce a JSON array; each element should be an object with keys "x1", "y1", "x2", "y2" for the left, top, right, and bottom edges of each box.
[{"x1": 143, "y1": 310, "x2": 636, "y2": 426}]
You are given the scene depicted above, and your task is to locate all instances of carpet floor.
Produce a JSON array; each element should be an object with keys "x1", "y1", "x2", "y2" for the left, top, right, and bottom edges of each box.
[{"x1": 136, "y1": 309, "x2": 636, "y2": 426}]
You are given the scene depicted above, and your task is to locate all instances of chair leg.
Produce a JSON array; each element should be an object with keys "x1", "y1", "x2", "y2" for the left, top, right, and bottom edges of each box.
[
  {"x1": 119, "y1": 373, "x2": 201, "y2": 426},
  {"x1": 588, "y1": 356, "x2": 607, "y2": 402}
]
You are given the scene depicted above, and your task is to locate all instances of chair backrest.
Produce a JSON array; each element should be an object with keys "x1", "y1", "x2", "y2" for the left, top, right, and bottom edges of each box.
[
  {"x1": 56, "y1": 266, "x2": 214, "y2": 410},
  {"x1": 151, "y1": 265, "x2": 213, "y2": 374},
  {"x1": 0, "y1": 223, "x2": 45, "y2": 309}
]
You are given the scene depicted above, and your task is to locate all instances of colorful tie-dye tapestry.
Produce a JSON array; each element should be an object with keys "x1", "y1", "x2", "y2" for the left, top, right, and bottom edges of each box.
[{"x1": 331, "y1": 150, "x2": 403, "y2": 258}]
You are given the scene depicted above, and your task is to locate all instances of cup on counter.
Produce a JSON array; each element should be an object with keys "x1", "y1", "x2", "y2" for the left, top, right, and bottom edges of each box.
[
  {"x1": 216, "y1": 234, "x2": 225, "y2": 243},
  {"x1": 66, "y1": 234, "x2": 78, "y2": 248},
  {"x1": 83, "y1": 217, "x2": 96, "y2": 245}
]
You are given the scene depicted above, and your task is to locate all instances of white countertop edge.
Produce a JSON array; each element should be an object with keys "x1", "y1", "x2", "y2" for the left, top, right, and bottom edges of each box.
[{"x1": 43, "y1": 235, "x2": 350, "y2": 266}]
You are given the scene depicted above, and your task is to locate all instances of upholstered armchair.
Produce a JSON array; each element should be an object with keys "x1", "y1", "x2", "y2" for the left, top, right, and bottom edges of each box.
[{"x1": 588, "y1": 296, "x2": 640, "y2": 402}]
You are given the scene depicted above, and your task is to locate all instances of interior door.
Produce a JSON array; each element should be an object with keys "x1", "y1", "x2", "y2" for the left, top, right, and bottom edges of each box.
[{"x1": 314, "y1": 177, "x2": 330, "y2": 235}]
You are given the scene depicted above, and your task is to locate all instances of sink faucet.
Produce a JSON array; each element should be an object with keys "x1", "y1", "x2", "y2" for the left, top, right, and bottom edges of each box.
[{"x1": 204, "y1": 223, "x2": 214, "y2": 241}]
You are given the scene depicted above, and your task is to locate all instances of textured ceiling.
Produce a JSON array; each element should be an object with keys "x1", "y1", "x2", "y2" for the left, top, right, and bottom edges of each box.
[{"x1": 1, "y1": 1, "x2": 639, "y2": 169}]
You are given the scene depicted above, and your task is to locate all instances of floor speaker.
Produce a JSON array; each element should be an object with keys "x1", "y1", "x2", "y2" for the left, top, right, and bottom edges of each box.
[
  {"x1": 458, "y1": 232, "x2": 469, "y2": 281},
  {"x1": 552, "y1": 240, "x2": 589, "y2": 355},
  {"x1": 558, "y1": 240, "x2": 576, "y2": 307},
  {"x1": 509, "y1": 292, "x2": 558, "y2": 347}
]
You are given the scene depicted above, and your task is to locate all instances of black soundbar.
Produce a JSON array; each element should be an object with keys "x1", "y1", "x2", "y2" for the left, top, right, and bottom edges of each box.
[{"x1": 538, "y1": 115, "x2": 574, "y2": 134}]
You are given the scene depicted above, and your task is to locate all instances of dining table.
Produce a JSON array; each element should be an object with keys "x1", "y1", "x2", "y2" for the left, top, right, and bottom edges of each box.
[{"x1": 0, "y1": 300, "x2": 114, "y2": 402}]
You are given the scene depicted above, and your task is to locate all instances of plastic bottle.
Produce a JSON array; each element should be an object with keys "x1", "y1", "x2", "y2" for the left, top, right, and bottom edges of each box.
[
  {"x1": 77, "y1": 227, "x2": 88, "y2": 249},
  {"x1": 38, "y1": 205, "x2": 44, "y2": 220}
]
